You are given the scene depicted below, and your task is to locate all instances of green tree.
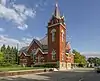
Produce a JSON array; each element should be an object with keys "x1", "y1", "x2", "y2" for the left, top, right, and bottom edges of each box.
[
  {"x1": 87, "y1": 57, "x2": 100, "y2": 66},
  {"x1": 0, "y1": 45, "x2": 19, "y2": 66},
  {"x1": 0, "y1": 51, "x2": 4, "y2": 66},
  {"x1": 1, "y1": 44, "x2": 6, "y2": 53},
  {"x1": 1, "y1": 44, "x2": 7, "y2": 63},
  {"x1": 13, "y1": 47, "x2": 18, "y2": 64},
  {"x1": 6, "y1": 45, "x2": 11, "y2": 63},
  {"x1": 72, "y1": 49, "x2": 81, "y2": 63},
  {"x1": 72, "y1": 49, "x2": 87, "y2": 67},
  {"x1": 11, "y1": 47, "x2": 15, "y2": 63},
  {"x1": 80, "y1": 55, "x2": 87, "y2": 65},
  {"x1": 87, "y1": 57, "x2": 94, "y2": 64}
]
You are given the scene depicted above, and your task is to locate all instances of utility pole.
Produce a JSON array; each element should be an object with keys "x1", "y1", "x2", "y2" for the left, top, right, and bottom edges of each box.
[{"x1": 16, "y1": 43, "x2": 19, "y2": 64}]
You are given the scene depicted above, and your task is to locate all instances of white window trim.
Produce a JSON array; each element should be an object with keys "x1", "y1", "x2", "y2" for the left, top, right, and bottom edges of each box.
[
  {"x1": 51, "y1": 49, "x2": 56, "y2": 60},
  {"x1": 52, "y1": 32, "x2": 55, "y2": 42},
  {"x1": 48, "y1": 23, "x2": 66, "y2": 29},
  {"x1": 61, "y1": 30, "x2": 64, "y2": 42},
  {"x1": 51, "y1": 29, "x2": 56, "y2": 33},
  {"x1": 51, "y1": 29, "x2": 56, "y2": 42}
]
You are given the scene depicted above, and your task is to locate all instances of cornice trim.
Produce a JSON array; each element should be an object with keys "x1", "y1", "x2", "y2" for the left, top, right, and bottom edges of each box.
[{"x1": 48, "y1": 23, "x2": 66, "y2": 29}]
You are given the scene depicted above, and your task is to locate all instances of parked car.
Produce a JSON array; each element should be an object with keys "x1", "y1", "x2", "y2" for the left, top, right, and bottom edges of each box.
[{"x1": 95, "y1": 66, "x2": 100, "y2": 73}]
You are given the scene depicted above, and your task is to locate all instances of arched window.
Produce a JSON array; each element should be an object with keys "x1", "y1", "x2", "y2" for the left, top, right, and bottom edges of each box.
[
  {"x1": 30, "y1": 49, "x2": 36, "y2": 59},
  {"x1": 51, "y1": 49, "x2": 56, "y2": 60},
  {"x1": 51, "y1": 29, "x2": 56, "y2": 42},
  {"x1": 38, "y1": 55, "x2": 41, "y2": 63},
  {"x1": 61, "y1": 30, "x2": 64, "y2": 42}
]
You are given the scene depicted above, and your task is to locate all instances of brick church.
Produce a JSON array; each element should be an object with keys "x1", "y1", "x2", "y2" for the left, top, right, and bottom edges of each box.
[{"x1": 19, "y1": 2, "x2": 74, "y2": 70}]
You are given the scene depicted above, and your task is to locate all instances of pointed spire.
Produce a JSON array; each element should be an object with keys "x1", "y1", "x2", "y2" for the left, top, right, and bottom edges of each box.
[{"x1": 54, "y1": 0, "x2": 61, "y2": 19}]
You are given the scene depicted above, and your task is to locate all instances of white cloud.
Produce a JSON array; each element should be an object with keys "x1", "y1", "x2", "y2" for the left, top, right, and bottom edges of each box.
[
  {"x1": 0, "y1": 0, "x2": 36, "y2": 30},
  {"x1": 0, "y1": 35, "x2": 20, "y2": 46},
  {"x1": 81, "y1": 52, "x2": 100, "y2": 55},
  {"x1": 12, "y1": 4, "x2": 36, "y2": 18},
  {"x1": 0, "y1": 34, "x2": 44, "y2": 51},
  {"x1": 0, "y1": 35, "x2": 41, "y2": 50},
  {"x1": 0, "y1": 0, "x2": 6, "y2": 6},
  {"x1": 22, "y1": 37, "x2": 32, "y2": 44},
  {"x1": 0, "y1": 0, "x2": 48, "y2": 30},
  {"x1": 0, "y1": 35, "x2": 33, "y2": 50},
  {"x1": 0, "y1": 27, "x2": 4, "y2": 32},
  {"x1": 81, "y1": 52, "x2": 100, "y2": 58},
  {"x1": 22, "y1": 36, "x2": 41, "y2": 44},
  {"x1": 33, "y1": 36, "x2": 41, "y2": 40},
  {"x1": 17, "y1": 24, "x2": 28, "y2": 30}
]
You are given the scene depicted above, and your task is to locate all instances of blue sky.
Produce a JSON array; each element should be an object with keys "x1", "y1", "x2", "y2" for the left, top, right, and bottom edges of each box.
[{"x1": 0, "y1": 0, "x2": 100, "y2": 56}]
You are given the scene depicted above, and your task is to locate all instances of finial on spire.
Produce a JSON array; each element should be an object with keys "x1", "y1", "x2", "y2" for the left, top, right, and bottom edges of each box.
[
  {"x1": 54, "y1": 0, "x2": 60, "y2": 19},
  {"x1": 55, "y1": 0, "x2": 58, "y2": 7}
]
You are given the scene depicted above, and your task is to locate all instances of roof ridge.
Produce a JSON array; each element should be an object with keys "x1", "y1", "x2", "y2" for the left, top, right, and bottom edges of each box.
[{"x1": 40, "y1": 35, "x2": 47, "y2": 41}]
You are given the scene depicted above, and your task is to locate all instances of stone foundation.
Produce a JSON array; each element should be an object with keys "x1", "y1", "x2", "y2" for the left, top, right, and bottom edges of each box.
[
  {"x1": 58, "y1": 62, "x2": 72, "y2": 70},
  {"x1": 66, "y1": 63, "x2": 71, "y2": 69},
  {"x1": 58, "y1": 62, "x2": 66, "y2": 70}
]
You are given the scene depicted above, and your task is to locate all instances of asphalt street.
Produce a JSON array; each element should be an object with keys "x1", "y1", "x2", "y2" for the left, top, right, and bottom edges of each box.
[{"x1": 0, "y1": 68, "x2": 100, "y2": 81}]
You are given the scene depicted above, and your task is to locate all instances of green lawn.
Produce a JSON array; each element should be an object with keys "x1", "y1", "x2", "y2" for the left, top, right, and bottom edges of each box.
[{"x1": 0, "y1": 66, "x2": 45, "y2": 72}]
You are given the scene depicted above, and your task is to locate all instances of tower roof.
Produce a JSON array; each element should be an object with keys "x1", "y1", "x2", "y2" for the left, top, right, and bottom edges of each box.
[{"x1": 53, "y1": 1, "x2": 61, "y2": 19}]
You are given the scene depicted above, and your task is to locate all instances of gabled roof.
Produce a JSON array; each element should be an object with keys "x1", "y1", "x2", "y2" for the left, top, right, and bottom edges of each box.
[
  {"x1": 42, "y1": 45, "x2": 48, "y2": 53},
  {"x1": 34, "y1": 48, "x2": 44, "y2": 55},
  {"x1": 40, "y1": 36, "x2": 48, "y2": 45},
  {"x1": 19, "y1": 46, "x2": 28, "y2": 56},
  {"x1": 19, "y1": 36, "x2": 49, "y2": 56},
  {"x1": 19, "y1": 46, "x2": 28, "y2": 52},
  {"x1": 34, "y1": 39, "x2": 42, "y2": 49},
  {"x1": 40, "y1": 36, "x2": 48, "y2": 52},
  {"x1": 19, "y1": 52, "x2": 30, "y2": 56},
  {"x1": 27, "y1": 39, "x2": 42, "y2": 51},
  {"x1": 30, "y1": 48, "x2": 48, "y2": 55}
]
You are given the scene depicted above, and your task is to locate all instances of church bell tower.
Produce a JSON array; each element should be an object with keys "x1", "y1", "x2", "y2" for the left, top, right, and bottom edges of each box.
[{"x1": 48, "y1": 1, "x2": 67, "y2": 69}]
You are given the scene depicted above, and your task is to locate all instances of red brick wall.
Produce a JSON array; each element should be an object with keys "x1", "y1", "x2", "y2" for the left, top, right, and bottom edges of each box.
[
  {"x1": 43, "y1": 54, "x2": 48, "y2": 62},
  {"x1": 34, "y1": 50, "x2": 48, "y2": 63},
  {"x1": 19, "y1": 53, "x2": 27, "y2": 66},
  {"x1": 48, "y1": 23, "x2": 66, "y2": 63},
  {"x1": 26, "y1": 56, "x2": 33, "y2": 66},
  {"x1": 48, "y1": 26, "x2": 60, "y2": 62},
  {"x1": 20, "y1": 52, "x2": 26, "y2": 59},
  {"x1": 35, "y1": 50, "x2": 44, "y2": 63},
  {"x1": 19, "y1": 52, "x2": 33, "y2": 67},
  {"x1": 27, "y1": 41, "x2": 40, "y2": 54},
  {"x1": 59, "y1": 25, "x2": 66, "y2": 62}
]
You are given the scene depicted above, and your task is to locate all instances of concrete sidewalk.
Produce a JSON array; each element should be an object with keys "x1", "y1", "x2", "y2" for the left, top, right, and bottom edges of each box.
[
  {"x1": 73, "y1": 68, "x2": 94, "y2": 70},
  {"x1": 0, "y1": 68, "x2": 54, "y2": 77}
]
